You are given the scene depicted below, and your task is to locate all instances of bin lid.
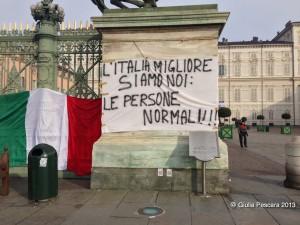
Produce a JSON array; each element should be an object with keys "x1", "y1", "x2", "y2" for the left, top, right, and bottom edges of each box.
[{"x1": 29, "y1": 144, "x2": 57, "y2": 157}]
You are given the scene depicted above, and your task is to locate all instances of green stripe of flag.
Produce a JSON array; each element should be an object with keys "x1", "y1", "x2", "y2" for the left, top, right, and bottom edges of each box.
[{"x1": 0, "y1": 91, "x2": 29, "y2": 167}]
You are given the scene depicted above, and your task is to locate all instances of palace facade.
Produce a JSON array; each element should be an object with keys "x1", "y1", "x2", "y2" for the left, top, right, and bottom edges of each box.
[{"x1": 218, "y1": 21, "x2": 300, "y2": 125}]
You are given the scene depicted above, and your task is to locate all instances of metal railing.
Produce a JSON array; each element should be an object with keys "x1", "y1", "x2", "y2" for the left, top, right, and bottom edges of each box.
[{"x1": 0, "y1": 22, "x2": 102, "y2": 99}]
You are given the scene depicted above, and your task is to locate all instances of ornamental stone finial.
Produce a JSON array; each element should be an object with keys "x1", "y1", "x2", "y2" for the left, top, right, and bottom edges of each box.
[{"x1": 31, "y1": 0, "x2": 64, "y2": 23}]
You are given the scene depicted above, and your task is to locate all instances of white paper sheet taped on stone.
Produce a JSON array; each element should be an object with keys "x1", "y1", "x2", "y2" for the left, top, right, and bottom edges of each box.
[{"x1": 189, "y1": 131, "x2": 219, "y2": 161}]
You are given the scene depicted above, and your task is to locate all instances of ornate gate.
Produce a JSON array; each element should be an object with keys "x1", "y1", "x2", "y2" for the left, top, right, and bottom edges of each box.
[
  {"x1": 0, "y1": 1, "x2": 102, "y2": 99},
  {"x1": 57, "y1": 29, "x2": 101, "y2": 99},
  {"x1": 0, "y1": 29, "x2": 37, "y2": 94}
]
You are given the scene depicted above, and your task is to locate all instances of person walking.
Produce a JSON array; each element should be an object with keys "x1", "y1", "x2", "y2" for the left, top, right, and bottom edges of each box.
[{"x1": 238, "y1": 121, "x2": 248, "y2": 148}]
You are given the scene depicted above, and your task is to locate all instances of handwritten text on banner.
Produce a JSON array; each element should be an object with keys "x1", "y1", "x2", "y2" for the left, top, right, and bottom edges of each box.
[{"x1": 102, "y1": 57, "x2": 218, "y2": 133}]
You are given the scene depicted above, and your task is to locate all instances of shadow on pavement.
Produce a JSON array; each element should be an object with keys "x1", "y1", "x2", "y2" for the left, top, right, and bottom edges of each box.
[{"x1": 9, "y1": 176, "x2": 28, "y2": 198}]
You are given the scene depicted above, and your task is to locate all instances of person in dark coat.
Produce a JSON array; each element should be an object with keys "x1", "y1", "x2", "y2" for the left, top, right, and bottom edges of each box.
[{"x1": 238, "y1": 121, "x2": 248, "y2": 148}]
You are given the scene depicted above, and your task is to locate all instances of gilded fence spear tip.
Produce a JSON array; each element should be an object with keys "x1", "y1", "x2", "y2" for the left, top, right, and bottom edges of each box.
[
  {"x1": 26, "y1": 23, "x2": 29, "y2": 31},
  {"x1": 14, "y1": 22, "x2": 17, "y2": 31},
  {"x1": 86, "y1": 21, "x2": 89, "y2": 30},
  {"x1": 79, "y1": 21, "x2": 83, "y2": 30},
  {"x1": 73, "y1": 20, "x2": 77, "y2": 30},
  {"x1": 19, "y1": 23, "x2": 23, "y2": 32}
]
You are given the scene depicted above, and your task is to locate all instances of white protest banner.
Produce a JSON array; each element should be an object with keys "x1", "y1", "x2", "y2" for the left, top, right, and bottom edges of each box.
[{"x1": 102, "y1": 57, "x2": 218, "y2": 133}]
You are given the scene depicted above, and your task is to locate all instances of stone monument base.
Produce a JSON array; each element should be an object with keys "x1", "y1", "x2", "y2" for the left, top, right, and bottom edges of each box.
[{"x1": 91, "y1": 132, "x2": 229, "y2": 194}]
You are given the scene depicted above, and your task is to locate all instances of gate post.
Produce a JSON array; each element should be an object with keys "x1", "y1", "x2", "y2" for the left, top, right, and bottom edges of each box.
[{"x1": 31, "y1": 0, "x2": 64, "y2": 90}]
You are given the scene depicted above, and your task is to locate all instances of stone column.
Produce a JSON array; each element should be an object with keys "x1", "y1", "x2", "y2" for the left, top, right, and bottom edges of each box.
[
  {"x1": 31, "y1": 0, "x2": 64, "y2": 89},
  {"x1": 92, "y1": 5, "x2": 230, "y2": 193}
]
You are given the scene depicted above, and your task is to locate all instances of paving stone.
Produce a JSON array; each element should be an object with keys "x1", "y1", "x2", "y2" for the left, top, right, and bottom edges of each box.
[
  {"x1": 191, "y1": 194, "x2": 235, "y2": 225},
  {"x1": 61, "y1": 190, "x2": 127, "y2": 225},
  {"x1": 287, "y1": 195, "x2": 300, "y2": 208},
  {"x1": 255, "y1": 194, "x2": 300, "y2": 225},
  {"x1": 17, "y1": 205, "x2": 77, "y2": 225},
  {"x1": 86, "y1": 190, "x2": 127, "y2": 206},
  {"x1": 0, "y1": 205, "x2": 41, "y2": 225},
  {"x1": 61, "y1": 206, "x2": 120, "y2": 225},
  {"x1": 149, "y1": 191, "x2": 191, "y2": 225},
  {"x1": 104, "y1": 217, "x2": 148, "y2": 225},
  {"x1": 223, "y1": 194, "x2": 278, "y2": 225},
  {"x1": 148, "y1": 205, "x2": 191, "y2": 225},
  {"x1": 111, "y1": 203, "x2": 150, "y2": 218},
  {"x1": 156, "y1": 191, "x2": 189, "y2": 206},
  {"x1": 122, "y1": 191, "x2": 158, "y2": 204},
  {"x1": 54, "y1": 189, "x2": 95, "y2": 206}
]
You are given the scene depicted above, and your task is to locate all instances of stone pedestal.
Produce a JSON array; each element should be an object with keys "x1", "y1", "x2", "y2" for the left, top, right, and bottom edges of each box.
[
  {"x1": 92, "y1": 5, "x2": 229, "y2": 193},
  {"x1": 91, "y1": 132, "x2": 229, "y2": 193}
]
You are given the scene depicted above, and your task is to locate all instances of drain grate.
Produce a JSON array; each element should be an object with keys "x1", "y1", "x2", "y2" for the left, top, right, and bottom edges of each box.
[{"x1": 137, "y1": 206, "x2": 164, "y2": 218}]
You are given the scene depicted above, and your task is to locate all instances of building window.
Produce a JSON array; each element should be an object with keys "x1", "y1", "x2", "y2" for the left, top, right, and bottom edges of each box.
[
  {"x1": 219, "y1": 88, "x2": 225, "y2": 102},
  {"x1": 284, "y1": 87, "x2": 292, "y2": 102},
  {"x1": 266, "y1": 52, "x2": 273, "y2": 60},
  {"x1": 219, "y1": 65, "x2": 226, "y2": 76},
  {"x1": 233, "y1": 63, "x2": 241, "y2": 77},
  {"x1": 282, "y1": 51, "x2": 290, "y2": 61},
  {"x1": 235, "y1": 110, "x2": 240, "y2": 119},
  {"x1": 250, "y1": 62, "x2": 257, "y2": 76},
  {"x1": 219, "y1": 54, "x2": 226, "y2": 76},
  {"x1": 267, "y1": 88, "x2": 274, "y2": 102},
  {"x1": 232, "y1": 52, "x2": 241, "y2": 62},
  {"x1": 234, "y1": 89, "x2": 240, "y2": 102},
  {"x1": 269, "y1": 110, "x2": 274, "y2": 120},
  {"x1": 232, "y1": 52, "x2": 241, "y2": 77},
  {"x1": 251, "y1": 111, "x2": 257, "y2": 120},
  {"x1": 267, "y1": 62, "x2": 274, "y2": 76},
  {"x1": 251, "y1": 88, "x2": 257, "y2": 102},
  {"x1": 284, "y1": 63, "x2": 290, "y2": 75},
  {"x1": 250, "y1": 53, "x2": 257, "y2": 61}
]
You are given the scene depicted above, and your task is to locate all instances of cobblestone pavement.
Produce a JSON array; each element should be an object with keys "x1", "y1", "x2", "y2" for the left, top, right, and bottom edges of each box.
[{"x1": 1, "y1": 127, "x2": 300, "y2": 225}]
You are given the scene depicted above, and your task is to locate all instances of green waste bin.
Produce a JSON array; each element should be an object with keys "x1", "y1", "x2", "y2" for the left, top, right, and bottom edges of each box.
[
  {"x1": 219, "y1": 125, "x2": 233, "y2": 139},
  {"x1": 281, "y1": 126, "x2": 292, "y2": 135},
  {"x1": 265, "y1": 126, "x2": 269, "y2": 132},
  {"x1": 28, "y1": 144, "x2": 58, "y2": 201}
]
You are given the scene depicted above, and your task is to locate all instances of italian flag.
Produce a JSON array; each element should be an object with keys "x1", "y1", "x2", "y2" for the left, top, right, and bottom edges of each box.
[{"x1": 0, "y1": 88, "x2": 102, "y2": 176}]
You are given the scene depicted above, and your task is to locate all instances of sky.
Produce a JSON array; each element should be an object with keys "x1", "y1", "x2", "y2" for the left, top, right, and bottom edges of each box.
[{"x1": 0, "y1": 0, "x2": 299, "y2": 41}]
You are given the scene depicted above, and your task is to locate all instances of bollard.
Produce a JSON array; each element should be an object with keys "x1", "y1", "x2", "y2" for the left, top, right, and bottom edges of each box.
[
  {"x1": 0, "y1": 148, "x2": 9, "y2": 196},
  {"x1": 284, "y1": 137, "x2": 300, "y2": 189}
]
